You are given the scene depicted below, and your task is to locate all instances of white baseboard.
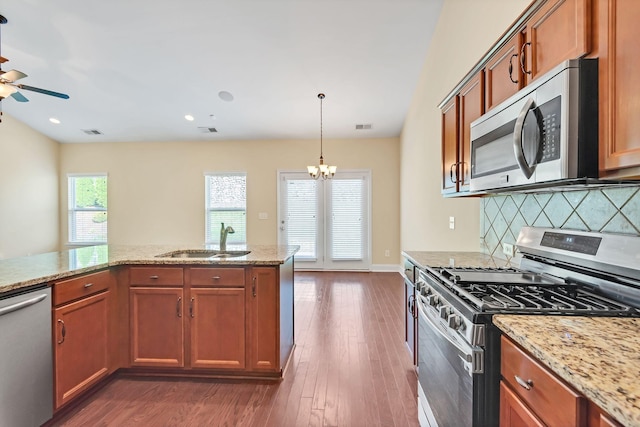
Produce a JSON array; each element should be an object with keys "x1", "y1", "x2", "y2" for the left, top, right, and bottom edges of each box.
[{"x1": 370, "y1": 264, "x2": 403, "y2": 273}]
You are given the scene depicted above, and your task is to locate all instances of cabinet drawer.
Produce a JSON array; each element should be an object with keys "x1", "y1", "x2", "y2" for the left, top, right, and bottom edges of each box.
[
  {"x1": 189, "y1": 267, "x2": 245, "y2": 287},
  {"x1": 129, "y1": 267, "x2": 183, "y2": 286},
  {"x1": 54, "y1": 269, "x2": 111, "y2": 306},
  {"x1": 501, "y1": 336, "x2": 586, "y2": 427}
]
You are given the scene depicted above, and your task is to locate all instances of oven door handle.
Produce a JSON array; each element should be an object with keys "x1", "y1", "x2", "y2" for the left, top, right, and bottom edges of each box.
[{"x1": 417, "y1": 299, "x2": 472, "y2": 363}]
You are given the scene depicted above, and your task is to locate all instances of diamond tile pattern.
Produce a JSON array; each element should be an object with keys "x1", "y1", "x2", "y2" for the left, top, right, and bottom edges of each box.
[{"x1": 480, "y1": 186, "x2": 640, "y2": 260}]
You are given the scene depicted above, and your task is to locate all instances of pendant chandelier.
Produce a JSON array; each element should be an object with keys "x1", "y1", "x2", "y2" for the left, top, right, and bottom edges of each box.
[{"x1": 307, "y1": 93, "x2": 337, "y2": 179}]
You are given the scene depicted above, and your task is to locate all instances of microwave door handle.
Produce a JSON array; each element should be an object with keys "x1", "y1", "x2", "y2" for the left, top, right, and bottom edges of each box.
[{"x1": 513, "y1": 97, "x2": 537, "y2": 179}]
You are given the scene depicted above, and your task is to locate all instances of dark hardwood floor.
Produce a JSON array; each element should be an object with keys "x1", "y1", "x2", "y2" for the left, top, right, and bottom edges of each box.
[{"x1": 52, "y1": 271, "x2": 418, "y2": 427}]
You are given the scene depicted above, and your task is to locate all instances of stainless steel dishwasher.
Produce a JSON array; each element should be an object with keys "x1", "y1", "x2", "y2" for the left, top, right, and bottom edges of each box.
[{"x1": 0, "y1": 286, "x2": 53, "y2": 427}]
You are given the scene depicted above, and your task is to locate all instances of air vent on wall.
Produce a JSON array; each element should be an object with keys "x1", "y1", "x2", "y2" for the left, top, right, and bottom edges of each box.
[
  {"x1": 82, "y1": 129, "x2": 103, "y2": 135},
  {"x1": 198, "y1": 127, "x2": 218, "y2": 133},
  {"x1": 355, "y1": 124, "x2": 372, "y2": 130}
]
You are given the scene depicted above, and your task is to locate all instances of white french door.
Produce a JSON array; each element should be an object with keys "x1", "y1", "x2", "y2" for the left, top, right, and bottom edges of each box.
[{"x1": 277, "y1": 170, "x2": 371, "y2": 271}]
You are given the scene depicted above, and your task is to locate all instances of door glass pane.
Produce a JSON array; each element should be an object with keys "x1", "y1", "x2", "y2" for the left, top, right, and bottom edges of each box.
[
  {"x1": 286, "y1": 179, "x2": 317, "y2": 259},
  {"x1": 330, "y1": 179, "x2": 363, "y2": 260}
]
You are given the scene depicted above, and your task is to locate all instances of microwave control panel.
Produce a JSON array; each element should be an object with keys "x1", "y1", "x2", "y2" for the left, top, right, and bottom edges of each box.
[{"x1": 538, "y1": 95, "x2": 561, "y2": 163}]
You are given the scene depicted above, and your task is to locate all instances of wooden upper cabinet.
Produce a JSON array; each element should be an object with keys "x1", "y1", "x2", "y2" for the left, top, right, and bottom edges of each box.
[
  {"x1": 522, "y1": 0, "x2": 591, "y2": 84},
  {"x1": 598, "y1": 0, "x2": 640, "y2": 173},
  {"x1": 459, "y1": 72, "x2": 485, "y2": 191},
  {"x1": 441, "y1": 96, "x2": 459, "y2": 194},
  {"x1": 485, "y1": 33, "x2": 524, "y2": 112}
]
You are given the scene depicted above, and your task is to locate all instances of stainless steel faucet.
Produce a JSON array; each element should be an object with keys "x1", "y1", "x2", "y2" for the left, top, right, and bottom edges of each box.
[{"x1": 219, "y1": 222, "x2": 235, "y2": 251}]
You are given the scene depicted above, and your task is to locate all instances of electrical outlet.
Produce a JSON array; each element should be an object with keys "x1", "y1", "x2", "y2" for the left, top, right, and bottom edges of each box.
[
  {"x1": 502, "y1": 243, "x2": 516, "y2": 257},
  {"x1": 449, "y1": 216, "x2": 455, "y2": 230},
  {"x1": 384, "y1": 249, "x2": 390, "y2": 257}
]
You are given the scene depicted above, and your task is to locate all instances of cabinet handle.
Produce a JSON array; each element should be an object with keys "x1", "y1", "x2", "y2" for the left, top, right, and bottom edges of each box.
[
  {"x1": 84, "y1": 282, "x2": 94, "y2": 288},
  {"x1": 212, "y1": 276, "x2": 221, "y2": 280},
  {"x1": 520, "y1": 42, "x2": 531, "y2": 75},
  {"x1": 408, "y1": 295, "x2": 415, "y2": 317},
  {"x1": 449, "y1": 163, "x2": 457, "y2": 183},
  {"x1": 252, "y1": 276, "x2": 257, "y2": 298},
  {"x1": 177, "y1": 297, "x2": 182, "y2": 317},
  {"x1": 515, "y1": 375, "x2": 533, "y2": 391},
  {"x1": 508, "y1": 53, "x2": 519, "y2": 84},
  {"x1": 189, "y1": 297, "x2": 195, "y2": 318},
  {"x1": 57, "y1": 319, "x2": 66, "y2": 344},
  {"x1": 149, "y1": 275, "x2": 159, "y2": 280}
]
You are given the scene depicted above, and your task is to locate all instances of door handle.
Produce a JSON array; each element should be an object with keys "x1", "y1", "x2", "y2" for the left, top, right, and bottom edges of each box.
[
  {"x1": 508, "y1": 53, "x2": 519, "y2": 84},
  {"x1": 252, "y1": 276, "x2": 257, "y2": 297},
  {"x1": 520, "y1": 42, "x2": 531, "y2": 75},
  {"x1": 57, "y1": 319, "x2": 66, "y2": 344},
  {"x1": 513, "y1": 97, "x2": 543, "y2": 179}
]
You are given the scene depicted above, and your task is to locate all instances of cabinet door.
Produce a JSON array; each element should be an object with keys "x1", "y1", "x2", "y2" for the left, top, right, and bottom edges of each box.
[
  {"x1": 485, "y1": 34, "x2": 523, "y2": 111},
  {"x1": 54, "y1": 291, "x2": 109, "y2": 409},
  {"x1": 189, "y1": 288, "x2": 245, "y2": 370},
  {"x1": 458, "y1": 72, "x2": 484, "y2": 191},
  {"x1": 441, "y1": 96, "x2": 460, "y2": 194},
  {"x1": 248, "y1": 267, "x2": 279, "y2": 371},
  {"x1": 599, "y1": 0, "x2": 640, "y2": 172},
  {"x1": 500, "y1": 381, "x2": 545, "y2": 427},
  {"x1": 524, "y1": 0, "x2": 591, "y2": 83},
  {"x1": 130, "y1": 287, "x2": 184, "y2": 367}
]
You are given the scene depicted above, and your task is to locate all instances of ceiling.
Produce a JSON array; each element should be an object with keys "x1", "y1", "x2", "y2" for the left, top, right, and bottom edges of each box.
[{"x1": 0, "y1": 0, "x2": 443, "y2": 143}]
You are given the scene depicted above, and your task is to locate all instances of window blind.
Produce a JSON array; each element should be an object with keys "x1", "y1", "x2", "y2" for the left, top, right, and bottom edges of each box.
[
  {"x1": 68, "y1": 175, "x2": 108, "y2": 244},
  {"x1": 328, "y1": 178, "x2": 364, "y2": 261},
  {"x1": 205, "y1": 174, "x2": 246, "y2": 244},
  {"x1": 285, "y1": 179, "x2": 318, "y2": 259}
]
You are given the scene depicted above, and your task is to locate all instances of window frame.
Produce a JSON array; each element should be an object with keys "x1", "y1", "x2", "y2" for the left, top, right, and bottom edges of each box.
[
  {"x1": 204, "y1": 172, "x2": 247, "y2": 245},
  {"x1": 67, "y1": 173, "x2": 108, "y2": 245}
]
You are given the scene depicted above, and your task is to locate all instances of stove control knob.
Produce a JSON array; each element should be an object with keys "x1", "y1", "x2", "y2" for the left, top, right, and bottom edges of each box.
[
  {"x1": 439, "y1": 306, "x2": 449, "y2": 319},
  {"x1": 426, "y1": 295, "x2": 439, "y2": 307},
  {"x1": 448, "y1": 314, "x2": 461, "y2": 329}
]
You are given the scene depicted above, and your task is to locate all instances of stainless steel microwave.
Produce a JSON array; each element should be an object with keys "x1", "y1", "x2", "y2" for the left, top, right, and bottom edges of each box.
[{"x1": 469, "y1": 59, "x2": 598, "y2": 192}]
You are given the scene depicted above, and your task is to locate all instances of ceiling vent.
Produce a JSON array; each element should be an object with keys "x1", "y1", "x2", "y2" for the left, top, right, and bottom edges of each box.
[
  {"x1": 81, "y1": 129, "x2": 103, "y2": 135},
  {"x1": 198, "y1": 127, "x2": 218, "y2": 133},
  {"x1": 355, "y1": 124, "x2": 372, "y2": 130}
]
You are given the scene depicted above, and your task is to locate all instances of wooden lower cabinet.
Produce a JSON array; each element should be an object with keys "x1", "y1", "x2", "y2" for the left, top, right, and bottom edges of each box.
[
  {"x1": 130, "y1": 287, "x2": 184, "y2": 367},
  {"x1": 53, "y1": 291, "x2": 109, "y2": 409},
  {"x1": 249, "y1": 267, "x2": 279, "y2": 371},
  {"x1": 189, "y1": 287, "x2": 245, "y2": 369},
  {"x1": 500, "y1": 381, "x2": 545, "y2": 427}
]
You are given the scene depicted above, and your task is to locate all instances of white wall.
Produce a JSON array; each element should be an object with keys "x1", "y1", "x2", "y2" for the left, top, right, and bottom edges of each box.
[
  {"x1": 0, "y1": 114, "x2": 60, "y2": 259},
  {"x1": 60, "y1": 137, "x2": 400, "y2": 266},
  {"x1": 400, "y1": 0, "x2": 531, "y2": 251}
]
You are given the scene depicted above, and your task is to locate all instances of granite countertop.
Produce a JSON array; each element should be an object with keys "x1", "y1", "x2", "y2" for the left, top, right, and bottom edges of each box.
[
  {"x1": 0, "y1": 244, "x2": 299, "y2": 294},
  {"x1": 494, "y1": 315, "x2": 640, "y2": 427},
  {"x1": 402, "y1": 250, "x2": 514, "y2": 270}
]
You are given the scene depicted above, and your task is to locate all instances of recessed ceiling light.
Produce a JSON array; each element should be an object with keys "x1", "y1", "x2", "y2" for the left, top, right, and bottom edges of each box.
[
  {"x1": 49, "y1": 117, "x2": 61, "y2": 124},
  {"x1": 185, "y1": 114, "x2": 195, "y2": 121},
  {"x1": 218, "y1": 91, "x2": 234, "y2": 102}
]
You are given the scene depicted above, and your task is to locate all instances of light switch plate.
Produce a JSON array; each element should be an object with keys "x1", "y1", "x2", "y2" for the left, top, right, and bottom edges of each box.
[
  {"x1": 258, "y1": 212, "x2": 268, "y2": 220},
  {"x1": 449, "y1": 216, "x2": 455, "y2": 230},
  {"x1": 502, "y1": 243, "x2": 516, "y2": 257}
]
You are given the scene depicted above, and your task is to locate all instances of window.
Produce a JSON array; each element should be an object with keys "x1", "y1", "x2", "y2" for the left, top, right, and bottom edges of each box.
[
  {"x1": 205, "y1": 173, "x2": 247, "y2": 244},
  {"x1": 68, "y1": 175, "x2": 108, "y2": 244}
]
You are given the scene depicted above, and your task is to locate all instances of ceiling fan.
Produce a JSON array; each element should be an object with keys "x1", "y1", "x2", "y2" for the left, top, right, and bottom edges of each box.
[{"x1": 0, "y1": 14, "x2": 69, "y2": 105}]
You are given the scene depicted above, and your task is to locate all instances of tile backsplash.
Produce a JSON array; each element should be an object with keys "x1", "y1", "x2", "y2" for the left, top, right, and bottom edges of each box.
[{"x1": 480, "y1": 185, "x2": 640, "y2": 260}]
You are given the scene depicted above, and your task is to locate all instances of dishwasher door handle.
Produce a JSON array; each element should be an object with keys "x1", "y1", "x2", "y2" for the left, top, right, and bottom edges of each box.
[{"x1": 0, "y1": 293, "x2": 48, "y2": 317}]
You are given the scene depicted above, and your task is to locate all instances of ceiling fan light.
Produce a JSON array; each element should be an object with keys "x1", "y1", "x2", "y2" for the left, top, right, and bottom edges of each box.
[{"x1": 0, "y1": 83, "x2": 17, "y2": 98}]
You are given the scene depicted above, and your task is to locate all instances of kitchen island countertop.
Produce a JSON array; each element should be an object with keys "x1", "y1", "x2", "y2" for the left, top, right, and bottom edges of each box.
[
  {"x1": 0, "y1": 244, "x2": 299, "y2": 294},
  {"x1": 494, "y1": 315, "x2": 640, "y2": 427}
]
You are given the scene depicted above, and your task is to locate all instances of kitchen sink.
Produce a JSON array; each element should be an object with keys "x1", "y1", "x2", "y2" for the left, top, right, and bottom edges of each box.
[{"x1": 155, "y1": 250, "x2": 251, "y2": 259}]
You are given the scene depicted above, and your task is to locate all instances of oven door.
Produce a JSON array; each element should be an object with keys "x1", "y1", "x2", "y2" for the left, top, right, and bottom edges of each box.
[{"x1": 417, "y1": 297, "x2": 484, "y2": 427}]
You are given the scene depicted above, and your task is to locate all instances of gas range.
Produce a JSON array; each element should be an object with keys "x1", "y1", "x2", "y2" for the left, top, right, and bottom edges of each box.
[{"x1": 416, "y1": 227, "x2": 640, "y2": 427}]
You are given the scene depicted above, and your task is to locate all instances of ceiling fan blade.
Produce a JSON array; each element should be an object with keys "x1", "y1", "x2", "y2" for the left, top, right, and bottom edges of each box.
[
  {"x1": 0, "y1": 69, "x2": 28, "y2": 82},
  {"x1": 0, "y1": 56, "x2": 8, "y2": 64},
  {"x1": 10, "y1": 91, "x2": 29, "y2": 102},
  {"x1": 17, "y1": 84, "x2": 69, "y2": 99}
]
